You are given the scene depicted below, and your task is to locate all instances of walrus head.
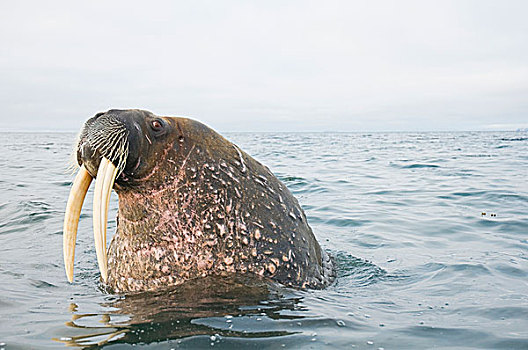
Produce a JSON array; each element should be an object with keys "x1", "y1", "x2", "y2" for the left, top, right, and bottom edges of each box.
[
  {"x1": 64, "y1": 109, "x2": 191, "y2": 283},
  {"x1": 64, "y1": 109, "x2": 334, "y2": 292}
]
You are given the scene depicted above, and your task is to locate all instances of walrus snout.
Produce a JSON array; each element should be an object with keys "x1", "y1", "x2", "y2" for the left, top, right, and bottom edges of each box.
[
  {"x1": 76, "y1": 111, "x2": 130, "y2": 176},
  {"x1": 77, "y1": 109, "x2": 162, "y2": 182}
]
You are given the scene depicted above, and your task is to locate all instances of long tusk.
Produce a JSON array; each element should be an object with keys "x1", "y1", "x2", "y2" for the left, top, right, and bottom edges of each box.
[
  {"x1": 93, "y1": 157, "x2": 118, "y2": 283},
  {"x1": 63, "y1": 165, "x2": 93, "y2": 282}
]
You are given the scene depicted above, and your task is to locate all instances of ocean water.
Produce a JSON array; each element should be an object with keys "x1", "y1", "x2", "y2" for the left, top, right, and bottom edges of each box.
[{"x1": 0, "y1": 131, "x2": 527, "y2": 349}]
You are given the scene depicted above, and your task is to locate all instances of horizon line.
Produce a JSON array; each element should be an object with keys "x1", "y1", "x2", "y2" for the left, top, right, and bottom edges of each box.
[{"x1": 0, "y1": 129, "x2": 524, "y2": 134}]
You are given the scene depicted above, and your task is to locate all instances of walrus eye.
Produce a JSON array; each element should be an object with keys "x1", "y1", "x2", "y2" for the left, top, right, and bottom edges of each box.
[{"x1": 151, "y1": 119, "x2": 164, "y2": 132}]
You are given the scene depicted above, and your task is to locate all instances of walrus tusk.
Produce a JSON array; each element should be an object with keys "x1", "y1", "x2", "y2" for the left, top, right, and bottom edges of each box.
[
  {"x1": 93, "y1": 157, "x2": 118, "y2": 283},
  {"x1": 63, "y1": 165, "x2": 93, "y2": 282}
]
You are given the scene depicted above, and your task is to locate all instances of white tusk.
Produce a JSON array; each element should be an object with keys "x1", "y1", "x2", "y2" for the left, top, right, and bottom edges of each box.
[
  {"x1": 63, "y1": 165, "x2": 93, "y2": 282},
  {"x1": 93, "y1": 157, "x2": 118, "y2": 283}
]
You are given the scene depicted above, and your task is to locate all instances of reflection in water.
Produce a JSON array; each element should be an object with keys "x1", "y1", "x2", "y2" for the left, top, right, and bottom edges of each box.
[{"x1": 54, "y1": 275, "x2": 303, "y2": 348}]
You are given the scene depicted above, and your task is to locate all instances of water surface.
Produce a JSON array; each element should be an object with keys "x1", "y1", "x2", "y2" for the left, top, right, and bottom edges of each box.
[{"x1": 0, "y1": 131, "x2": 527, "y2": 349}]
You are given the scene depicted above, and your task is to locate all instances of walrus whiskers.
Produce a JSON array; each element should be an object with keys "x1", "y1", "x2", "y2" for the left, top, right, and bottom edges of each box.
[{"x1": 84, "y1": 114, "x2": 129, "y2": 175}]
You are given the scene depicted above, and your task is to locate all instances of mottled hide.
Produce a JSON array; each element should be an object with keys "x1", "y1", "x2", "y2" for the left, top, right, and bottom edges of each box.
[{"x1": 74, "y1": 109, "x2": 335, "y2": 293}]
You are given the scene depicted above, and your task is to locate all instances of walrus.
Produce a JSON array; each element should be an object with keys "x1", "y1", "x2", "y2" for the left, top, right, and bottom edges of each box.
[{"x1": 63, "y1": 109, "x2": 335, "y2": 293}]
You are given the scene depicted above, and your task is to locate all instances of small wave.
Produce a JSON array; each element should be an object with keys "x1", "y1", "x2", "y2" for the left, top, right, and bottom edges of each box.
[
  {"x1": 451, "y1": 191, "x2": 487, "y2": 197},
  {"x1": 398, "y1": 326, "x2": 491, "y2": 345},
  {"x1": 402, "y1": 164, "x2": 440, "y2": 169},
  {"x1": 281, "y1": 176, "x2": 329, "y2": 194},
  {"x1": 322, "y1": 217, "x2": 366, "y2": 228},
  {"x1": 22, "y1": 200, "x2": 50, "y2": 209},
  {"x1": 53, "y1": 181, "x2": 73, "y2": 187},
  {"x1": 29, "y1": 279, "x2": 58, "y2": 289},
  {"x1": 391, "y1": 163, "x2": 440, "y2": 169},
  {"x1": 464, "y1": 154, "x2": 495, "y2": 158},
  {"x1": 391, "y1": 262, "x2": 493, "y2": 289},
  {"x1": 444, "y1": 263, "x2": 492, "y2": 276},
  {"x1": 0, "y1": 200, "x2": 55, "y2": 231},
  {"x1": 332, "y1": 251, "x2": 387, "y2": 287},
  {"x1": 461, "y1": 305, "x2": 528, "y2": 320},
  {"x1": 280, "y1": 176, "x2": 307, "y2": 185},
  {"x1": 364, "y1": 190, "x2": 396, "y2": 195},
  {"x1": 408, "y1": 262, "x2": 492, "y2": 284},
  {"x1": 492, "y1": 263, "x2": 527, "y2": 278}
]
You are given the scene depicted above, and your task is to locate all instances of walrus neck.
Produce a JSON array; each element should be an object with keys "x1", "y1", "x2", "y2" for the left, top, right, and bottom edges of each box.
[
  {"x1": 107, "y1": 175, "x2": 248, "y2": 293},
  {"x1": 116, "y1": 184, "x2": 192, "y2": 239}
]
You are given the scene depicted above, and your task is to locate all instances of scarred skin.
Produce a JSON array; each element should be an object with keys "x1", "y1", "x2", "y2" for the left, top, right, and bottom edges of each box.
[{"x1": 78, "y1": 109, "x2": 335, "y2": 293}]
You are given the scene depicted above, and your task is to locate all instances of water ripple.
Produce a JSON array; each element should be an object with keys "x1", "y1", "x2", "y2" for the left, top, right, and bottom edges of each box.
[{"x1": 1, "y1": 131, "x2": 527, "y2": 349}]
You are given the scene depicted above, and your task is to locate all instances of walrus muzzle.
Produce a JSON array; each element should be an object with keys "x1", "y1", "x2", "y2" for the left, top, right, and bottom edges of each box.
[{"x1": 63, "y1": 115, "x2": 129, "y2": 283}]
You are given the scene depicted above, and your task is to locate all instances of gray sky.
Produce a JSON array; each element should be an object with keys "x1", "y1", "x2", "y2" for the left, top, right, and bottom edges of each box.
[{"x1": 1, "y1": 0, "x2": 527, "y2": 132}]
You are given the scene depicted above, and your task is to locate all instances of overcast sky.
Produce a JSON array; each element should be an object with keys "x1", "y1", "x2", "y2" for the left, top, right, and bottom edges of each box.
[{"x1": 1, "y1": 0, "x2": 527, "y2": 132}]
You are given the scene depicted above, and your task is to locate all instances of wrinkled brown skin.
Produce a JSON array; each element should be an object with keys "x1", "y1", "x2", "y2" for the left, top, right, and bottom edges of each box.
[{"x1": 79, "y1": 110, "x2": 335, "y2": 293}]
